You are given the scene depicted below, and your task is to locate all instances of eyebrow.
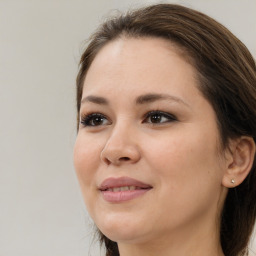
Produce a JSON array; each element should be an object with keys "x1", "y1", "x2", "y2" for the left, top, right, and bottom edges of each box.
[
  {"x1": 135, "y1": 93, "x2": 189, "y2": 107},
  {"x1": 81, "y1": 95, "x2": 109, "y2": 105},
  {"x1": 81, "y1": 93, "x2": 189, "y2": 107}
]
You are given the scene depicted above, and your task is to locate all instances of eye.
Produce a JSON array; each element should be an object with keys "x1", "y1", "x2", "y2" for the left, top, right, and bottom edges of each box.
[
  {"x1": 80, "y1": 113, "x2": 110, "y2": 127},
  {"x1": 143, "y1": 111, "x2": 177, "y2": 124}
]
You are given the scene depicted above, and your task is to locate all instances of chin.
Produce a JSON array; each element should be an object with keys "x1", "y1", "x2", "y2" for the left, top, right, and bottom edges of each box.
[
  {"x1": 100, "y1": 228, "x2": 149, "y2": 245},
  {"x1": 95, "y1": 213, "x2": 149, "y2": 244}
]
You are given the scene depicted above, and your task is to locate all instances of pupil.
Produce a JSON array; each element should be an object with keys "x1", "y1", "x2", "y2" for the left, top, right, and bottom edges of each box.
[
  {"x1": 93, "y1": 116, "x2": 103, "y2": 125},
  {"x1": 151, "y1": 114, "x2": 161, "y2": 123}
]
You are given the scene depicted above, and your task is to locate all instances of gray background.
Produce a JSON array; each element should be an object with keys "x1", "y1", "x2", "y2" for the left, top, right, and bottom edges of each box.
[{"x1": 0, "y1": 0, "x2": 255, "y2": 255}]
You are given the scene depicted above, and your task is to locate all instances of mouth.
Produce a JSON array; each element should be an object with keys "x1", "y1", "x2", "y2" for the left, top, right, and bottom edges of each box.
[
  {"x1": 99, "y1": 176, "x2": 153, "y2": 203},
  {"x1": 103, "y1": 185, "x2": 147, "y2": 192}
]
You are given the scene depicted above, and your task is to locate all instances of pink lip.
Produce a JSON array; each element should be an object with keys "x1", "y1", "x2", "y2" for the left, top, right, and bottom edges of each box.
[{"x1": 99, "y1": 176, "x2": 152, "y2": 203}]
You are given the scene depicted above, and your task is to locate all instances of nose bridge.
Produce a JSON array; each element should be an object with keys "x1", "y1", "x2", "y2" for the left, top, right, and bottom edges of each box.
[{"x1": 101, "y1": 120, "x2": 140, "y2": 165}]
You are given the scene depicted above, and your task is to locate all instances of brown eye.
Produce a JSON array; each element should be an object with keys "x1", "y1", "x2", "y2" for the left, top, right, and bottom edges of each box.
[
  {"x1": 144, "y1": 111, "x2": 177, "y2": 124},
  {"x1": 149, "y1": 113, "x2": 163, "y2": 123},
  {"x1": 80, "y1": 113, "x2": 110, "y2": 127}
]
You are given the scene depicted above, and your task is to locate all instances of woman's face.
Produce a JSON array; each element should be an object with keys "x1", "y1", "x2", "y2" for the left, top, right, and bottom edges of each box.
[{"x1": 74, "y1": 38, "x2": 228, "y2": 245}]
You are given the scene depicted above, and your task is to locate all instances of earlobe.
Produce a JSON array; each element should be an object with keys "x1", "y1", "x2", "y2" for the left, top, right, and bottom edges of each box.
[{"x1": 222, "y1": 136, "x2": 255, "y2": 188}]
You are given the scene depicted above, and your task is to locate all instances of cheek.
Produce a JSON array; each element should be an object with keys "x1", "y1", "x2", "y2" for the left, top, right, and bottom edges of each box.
[
  {"x1": 144, "y1": 131, "x2": 224, "y2": 228},
  {"x1": 73, "y1": 134, "x2": 105, "y2": 216},
  {"x1": 146, "y1": 126, "x2": 223, "y2": 199},
  {"x1": 73, "y1": 134, "x2": 101, "y2": 188}
]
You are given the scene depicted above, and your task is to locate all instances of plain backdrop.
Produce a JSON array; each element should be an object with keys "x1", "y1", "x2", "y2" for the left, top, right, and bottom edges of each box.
[{"x1": 0, "y1": 0, "x2": 255, "y2": 255}]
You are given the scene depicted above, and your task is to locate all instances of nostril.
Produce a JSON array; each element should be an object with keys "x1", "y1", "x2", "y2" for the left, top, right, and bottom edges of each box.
[{"x1": 119, "y1": 157, "x2": 130, "y2": 161}]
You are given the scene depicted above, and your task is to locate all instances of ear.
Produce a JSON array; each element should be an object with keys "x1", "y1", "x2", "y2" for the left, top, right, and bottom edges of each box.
[{"x1": 222, "y1": 136, "x2": 255, "y2": 188}]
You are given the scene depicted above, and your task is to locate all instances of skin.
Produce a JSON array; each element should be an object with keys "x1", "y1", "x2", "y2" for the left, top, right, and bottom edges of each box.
[{"x1": 73, "y1": 37, "x2": 230, "y2": 256}]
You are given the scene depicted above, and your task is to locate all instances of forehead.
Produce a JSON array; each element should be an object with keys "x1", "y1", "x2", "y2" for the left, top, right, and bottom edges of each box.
[{"x1": 82, "y1": 37, "x2": 200, "y2": 103}]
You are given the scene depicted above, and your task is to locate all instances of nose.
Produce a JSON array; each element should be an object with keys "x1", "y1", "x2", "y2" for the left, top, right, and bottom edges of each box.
[{"x1": 100, "y1": 124, "x2": 141, "y2": 166}]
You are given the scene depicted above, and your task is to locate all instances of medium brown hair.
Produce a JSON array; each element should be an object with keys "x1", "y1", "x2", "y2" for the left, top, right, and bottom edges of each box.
[{"x1": 76, "y1": 4, "x2": 256, "y2": 256}]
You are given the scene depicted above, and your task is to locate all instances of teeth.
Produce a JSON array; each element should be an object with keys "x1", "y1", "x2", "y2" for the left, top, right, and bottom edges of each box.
[
  {"x1": 120, "y1": 186, "x2": 129, "y2": 191},
  {"x1": 107, "y1": 186, "x2": 137, "y2": 192}
]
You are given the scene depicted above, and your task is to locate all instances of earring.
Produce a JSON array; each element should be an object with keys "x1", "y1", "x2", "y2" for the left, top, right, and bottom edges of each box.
[{"x1": 231, "y1": 179, "x2": 235, "y2": 184}]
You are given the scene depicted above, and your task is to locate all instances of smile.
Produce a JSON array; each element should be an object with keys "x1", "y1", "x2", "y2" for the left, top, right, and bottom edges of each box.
[
  {"x1": 105, "y1": 186, "x2": 140, "y2": 192},
  {"x1": 99, "y1": 176, "x2": 152, "y2": 203}
]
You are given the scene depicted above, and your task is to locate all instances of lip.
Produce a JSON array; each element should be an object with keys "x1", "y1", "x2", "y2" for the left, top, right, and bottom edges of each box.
[
  {"x1": 99, "y1": 176, "x2": 152, "y2": 203},
  {"x1": 99, "y1": 176, "x2": 152, "y2": 190}
]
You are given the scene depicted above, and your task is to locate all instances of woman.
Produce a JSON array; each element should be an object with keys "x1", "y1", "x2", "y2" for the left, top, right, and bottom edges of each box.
[{"x1": 73, "y1": 4, "x2": 256, "y2": 256}]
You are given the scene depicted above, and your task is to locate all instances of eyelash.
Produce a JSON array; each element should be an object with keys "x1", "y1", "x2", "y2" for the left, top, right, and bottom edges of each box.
[
  {"x1": 80, "y1": 113, "x2": 110, "y2": 127},
  {"x1": 143, "y1": 110, "x2": 177, "y2": 124},
  {"x1": 80, "y1": 110, "x2": 177, "y2": 127}
]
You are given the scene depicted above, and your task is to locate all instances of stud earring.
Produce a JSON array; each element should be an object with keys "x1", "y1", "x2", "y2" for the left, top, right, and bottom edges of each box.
[{"x1": 231, "y1": 179, "x2": 235, "y2": 184}]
